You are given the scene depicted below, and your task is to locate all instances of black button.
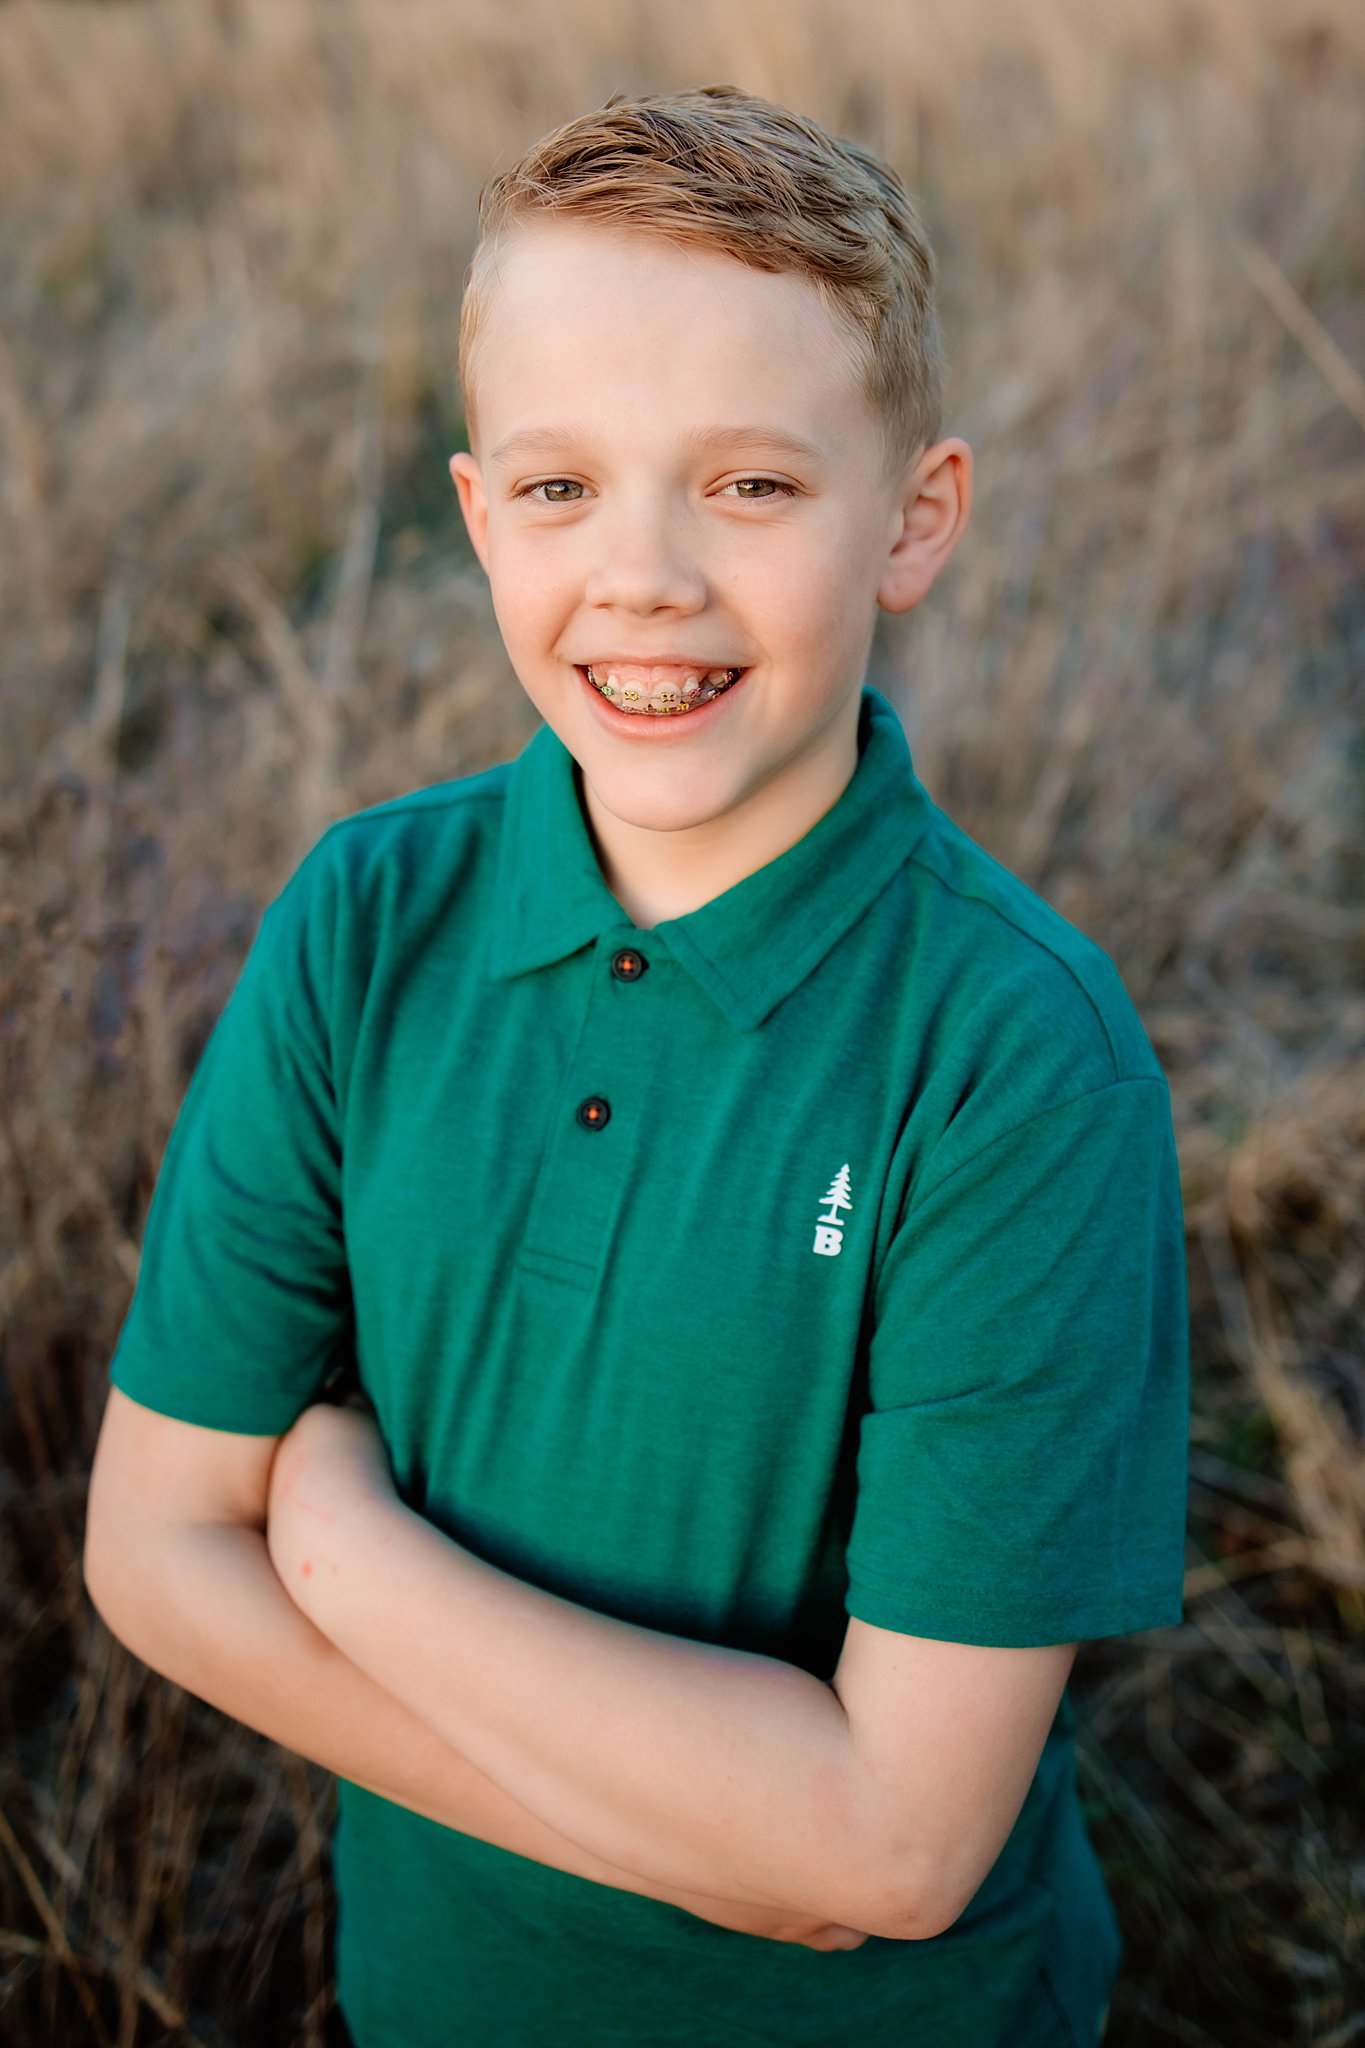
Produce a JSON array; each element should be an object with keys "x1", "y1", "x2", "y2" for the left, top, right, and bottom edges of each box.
[
  {"x1": 576, "y1": 1095, "x2": 611, "y2": 1130},
  {"x1": 610, "y1": 947, "x2": 648, "y2": 982}
]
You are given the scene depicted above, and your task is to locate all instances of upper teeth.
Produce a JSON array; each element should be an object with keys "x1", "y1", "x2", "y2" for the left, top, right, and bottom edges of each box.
[
  {"x1": 585, "y1": 664, "x2": 739, "y2": 709},
  {"x1": 587, "y1": 665, "x2": 736, "y2": 686}
]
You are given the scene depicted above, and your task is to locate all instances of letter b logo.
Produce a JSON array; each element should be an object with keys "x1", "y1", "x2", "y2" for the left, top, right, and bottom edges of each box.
[{"x1": 812, "y1": 1224, "x2": 843, "y2": 1257}]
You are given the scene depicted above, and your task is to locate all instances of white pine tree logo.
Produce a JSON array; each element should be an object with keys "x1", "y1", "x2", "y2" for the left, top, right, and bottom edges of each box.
[{"x1": 812, "y1": 1163, "x2": 852, "y2": 1257}]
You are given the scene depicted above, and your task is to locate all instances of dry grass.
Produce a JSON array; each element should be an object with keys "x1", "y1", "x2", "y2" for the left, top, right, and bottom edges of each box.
[{"x1": 1, "y1": 0, "x2": 1362, "y2": 2041}]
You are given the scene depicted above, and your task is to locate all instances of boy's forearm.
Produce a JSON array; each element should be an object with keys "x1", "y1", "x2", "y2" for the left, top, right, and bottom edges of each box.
[
  {"x1": 90, "y1": 1519, "x2": 763, "y2": 1918},
  {"x1": 278, "y1": 1482, "x2": 899, "y2": 1931}
]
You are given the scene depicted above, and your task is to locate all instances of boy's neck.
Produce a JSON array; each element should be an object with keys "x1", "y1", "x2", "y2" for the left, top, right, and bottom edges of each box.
[{"x1": 574, "y1": 709, "x2": 863, "y2": 931}]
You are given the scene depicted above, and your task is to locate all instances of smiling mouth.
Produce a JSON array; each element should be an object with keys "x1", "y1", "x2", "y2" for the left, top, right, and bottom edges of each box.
[{"x1": 581, "y1": 665, "x2": 746, "y2": 715}]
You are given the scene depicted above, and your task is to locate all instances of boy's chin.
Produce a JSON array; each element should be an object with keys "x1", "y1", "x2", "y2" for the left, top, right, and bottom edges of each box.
[{"x1": 577, "y1": 755, "x2": 752, "y2": 832}]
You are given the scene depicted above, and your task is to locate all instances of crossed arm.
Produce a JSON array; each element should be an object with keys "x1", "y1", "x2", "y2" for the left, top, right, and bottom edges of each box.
[
  {"x1": 87, "y1": 1387, "x2": 1072, "y2": 1950},
  {"x1": 262, "y1": 1399, "x2": 926, "y2": 1940},
  {"x1": 263, "y1": 1399, "x2": 1076, "y2": 1942},
  {"x1": 85, "y1": 1388, "x2": 881, "y2": 1946}
]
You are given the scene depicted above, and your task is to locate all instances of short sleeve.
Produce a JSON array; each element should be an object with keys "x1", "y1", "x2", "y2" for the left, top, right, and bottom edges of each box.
[
  {"x1": 108, "y1": 847, "x2": 353, "y2": 1435},
  {"x1": 844, "y1": 1076, "x2": 1190, "y2": 1647}
]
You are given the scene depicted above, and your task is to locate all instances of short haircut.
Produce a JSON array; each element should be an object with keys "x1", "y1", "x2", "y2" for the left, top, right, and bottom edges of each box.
[{"x1": 458, "y1": 83, "x2": 944, "y2": 488}]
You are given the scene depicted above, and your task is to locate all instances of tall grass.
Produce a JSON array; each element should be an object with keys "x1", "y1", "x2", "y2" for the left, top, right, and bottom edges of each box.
[{"x1": 1, "y1": 0, "x2": 1362, "y2": 2040}]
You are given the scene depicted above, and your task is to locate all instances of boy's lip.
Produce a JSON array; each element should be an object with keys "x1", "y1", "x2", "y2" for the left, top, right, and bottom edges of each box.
[
  {"x1": 572, "y1": 654, "x2": 746, "y2": 671},
  {"x1": 575, "y1": 661, "x2": 751, "y2": 731}
]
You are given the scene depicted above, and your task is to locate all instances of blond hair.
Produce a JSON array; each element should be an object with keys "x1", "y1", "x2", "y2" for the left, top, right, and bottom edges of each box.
[{"x1": 458, "y1": 84, "x2": 944, "y2": 487}]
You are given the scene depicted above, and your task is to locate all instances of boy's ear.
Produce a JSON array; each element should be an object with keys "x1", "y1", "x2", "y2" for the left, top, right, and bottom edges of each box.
[
  {"x1": 877, "y1": 436, "x2": 972, "y2": 616},
  {"x1": 449, "y1": 452, "x2": 491, "y2": 574}
]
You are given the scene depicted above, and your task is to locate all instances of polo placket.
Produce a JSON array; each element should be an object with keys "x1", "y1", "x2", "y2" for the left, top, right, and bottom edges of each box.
[{"x1": 516, "y1": 927, "x2": 671, "y2": 1290}]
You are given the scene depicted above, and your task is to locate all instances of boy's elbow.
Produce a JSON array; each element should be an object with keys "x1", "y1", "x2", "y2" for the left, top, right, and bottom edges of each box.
[
  {"x1": 84, "y1": 1460, "x2": 187, "y2": 1665},
  {"x1": 84, "y1": 1509, "x2": 232, "y2": 1704},
  {"x1": 82, "y1": 1382, "x2": 278, "y2": 1655},
  {"x1": 839, "y1": 1878, "x2": 950, "y2": 1944},
  {"x1": 832, "y1": 1838, "x2": 961, "y2": 1944},
  {"x1": 82, "y1": 1503, "x2": 157, "y2": 1657},
  {"x1": 810, "y1": 1742, "x2": 955, "y2": 1941}
]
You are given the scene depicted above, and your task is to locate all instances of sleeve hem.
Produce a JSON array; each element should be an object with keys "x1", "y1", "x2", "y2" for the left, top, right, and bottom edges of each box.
[
  {"x1": 844, "y1": 1576, "x2": 1187, "y2": 1648},
  {"x1": 108, "y1": 1360, "x2": 312, "y2": 1439}
]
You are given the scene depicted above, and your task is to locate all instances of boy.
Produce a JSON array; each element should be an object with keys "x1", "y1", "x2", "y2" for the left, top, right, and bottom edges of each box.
[{"x1": 85, "y1": 84, "x2": 1188, "y2": 2048}]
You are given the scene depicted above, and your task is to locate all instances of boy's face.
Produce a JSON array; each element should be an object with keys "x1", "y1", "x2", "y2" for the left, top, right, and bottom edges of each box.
[{"x1": 450, "y1": 219, "x2": 969, "y2": 926}]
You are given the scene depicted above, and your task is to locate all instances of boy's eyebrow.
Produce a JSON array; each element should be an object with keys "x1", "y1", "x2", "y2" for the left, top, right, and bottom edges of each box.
[{"x1": 488, "y1": 423, "x2": 830, "y2": 467}]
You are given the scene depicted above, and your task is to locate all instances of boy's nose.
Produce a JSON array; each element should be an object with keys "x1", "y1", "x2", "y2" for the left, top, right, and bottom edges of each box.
[{"x1": 582, "y1": 503, "x2": 709, "y2": 616}]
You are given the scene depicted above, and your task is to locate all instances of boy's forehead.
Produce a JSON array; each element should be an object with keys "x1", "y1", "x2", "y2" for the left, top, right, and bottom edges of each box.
[
  {"x1": 490, "y1": 215, "x2": 814, "y2": 306},
  {"x1": 474, "y1": 220, "x2": 873, "y2": 458}
]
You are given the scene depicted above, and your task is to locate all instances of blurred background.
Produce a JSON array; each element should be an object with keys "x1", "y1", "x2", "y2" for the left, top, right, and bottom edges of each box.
[{"x1": 1, "y1": 0, "x2": 1362, "y2": 2042}]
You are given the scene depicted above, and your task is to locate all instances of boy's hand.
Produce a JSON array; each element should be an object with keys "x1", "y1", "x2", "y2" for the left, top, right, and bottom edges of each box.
[{"x1": 266, "y1": 1393, "x2": 394, "y2": 1619}]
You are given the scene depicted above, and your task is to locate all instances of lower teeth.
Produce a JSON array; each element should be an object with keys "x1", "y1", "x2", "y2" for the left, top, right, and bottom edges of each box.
[{"x1": 585, "y1": 668, "x2": 740, "y2": 714}]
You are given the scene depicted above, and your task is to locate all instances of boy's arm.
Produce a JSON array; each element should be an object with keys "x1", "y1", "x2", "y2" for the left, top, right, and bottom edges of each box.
[
  {"x1": 81, "y1": 1389, "x2": 845, "y2": 1938},
  {"x1": 268, "y1": 1403, "x2": 927, "y2": 1942}
]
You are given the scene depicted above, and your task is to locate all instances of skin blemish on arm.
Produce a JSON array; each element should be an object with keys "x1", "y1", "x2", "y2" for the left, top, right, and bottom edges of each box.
[
  {"x1": 301, "y1": 1560, "x2": 313, "y2": 1578},
  {"x1": 292, "y1": 1493, "x2": 336, "y2": 1527}
]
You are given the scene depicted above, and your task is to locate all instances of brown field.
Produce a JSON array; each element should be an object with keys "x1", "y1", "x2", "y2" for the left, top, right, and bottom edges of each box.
[{"x1": 1, "y1": 0, "x2": 1362, "y2": 2042}]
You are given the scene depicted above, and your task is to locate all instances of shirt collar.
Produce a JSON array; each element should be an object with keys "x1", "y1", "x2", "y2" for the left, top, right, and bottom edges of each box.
[{"x1": 485, "y1": 682, "x2": 934, "y2": 1032}]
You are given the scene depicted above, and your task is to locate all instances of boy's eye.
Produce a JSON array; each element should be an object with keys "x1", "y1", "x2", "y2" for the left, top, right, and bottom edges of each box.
[
  {"x1": 513, "y1": 477, "x2": 798, "y2": 504},
  {"x1": 516, "y1": 478, "x2": 585, "y2": 504},
  {"x1": 722, "y1": 478, "x2": 799, "y2": 500}
]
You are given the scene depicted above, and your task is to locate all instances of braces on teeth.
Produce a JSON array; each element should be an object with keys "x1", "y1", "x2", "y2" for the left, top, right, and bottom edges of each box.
[{"x1": 585, "y1": 665, "x2": 744, "y2": 714}]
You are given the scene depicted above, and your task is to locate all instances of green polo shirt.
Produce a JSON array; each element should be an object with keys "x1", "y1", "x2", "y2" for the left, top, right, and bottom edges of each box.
[{"x1": 108, "y1": 682, "x2": 1189, "y2": 2048}]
